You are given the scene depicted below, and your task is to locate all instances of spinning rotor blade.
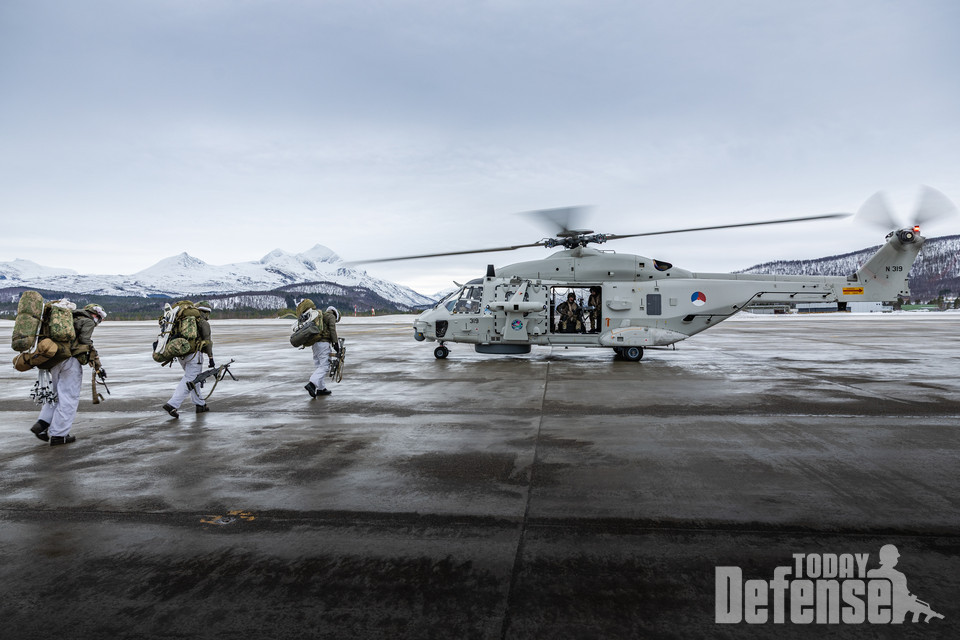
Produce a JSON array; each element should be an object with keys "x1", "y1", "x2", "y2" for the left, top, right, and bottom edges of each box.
[
  {"x1": 913, "y1": 185, "x2": 958, "y2": 227},
  {"x1": 351, "y1": 209, "x2": 852, "y2": 264},
  {"x1": 351, "y1": 241, "x2": 546, "y2": 264},
  {"x1": 854, "y1": 191, "x2": 900, "y2": 231},
  {"x1": 524, "y1": 206, "x2": 593, "y2": 237},
  {"x1": 603, "y1": 213, "x2": 851, "y2": 241},
  {"x1": 854, "y1": 186, "x2": 958, "y2": 231}
]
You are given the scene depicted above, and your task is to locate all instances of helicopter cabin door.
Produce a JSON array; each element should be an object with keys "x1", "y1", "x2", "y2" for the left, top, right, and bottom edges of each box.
[{"x1": 550, "y1": 286, "x2": 601, "y2": 334}]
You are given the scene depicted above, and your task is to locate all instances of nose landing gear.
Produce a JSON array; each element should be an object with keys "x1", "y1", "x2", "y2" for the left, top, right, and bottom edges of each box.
[{"x1": 434, "y1": 344, "x2": 450, "y2": 359}]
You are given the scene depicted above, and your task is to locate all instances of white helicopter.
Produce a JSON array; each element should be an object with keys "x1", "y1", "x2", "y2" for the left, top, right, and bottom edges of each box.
[{"x1": 363, "y1": 187, "x2": 956, "y2": 360}]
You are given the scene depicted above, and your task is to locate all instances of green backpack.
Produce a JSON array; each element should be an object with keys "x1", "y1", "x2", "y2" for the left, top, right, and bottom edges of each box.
[
  {"x1": 11, "y1": 290, "x2": 44, "y2": 353},
  {"x1": 152, "y1": 300, "x2": 205, "y2": 364},
  {"x1": 11, "y1": 293, "x2": 81, "y2": 371}
]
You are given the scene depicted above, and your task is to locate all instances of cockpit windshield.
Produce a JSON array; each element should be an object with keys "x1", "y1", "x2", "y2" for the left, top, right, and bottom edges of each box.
[{"x1": 444, "y1": 285, "x2": 483, "y2": 314}]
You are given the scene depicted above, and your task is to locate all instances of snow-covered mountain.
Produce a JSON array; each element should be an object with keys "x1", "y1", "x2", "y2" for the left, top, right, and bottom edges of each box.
[
  {"x1": 0, "y1": 245, "x2": 434, "y2": 309},
  {"x1": 740, "y1": 234, "x2": 960, "y2": 301}
]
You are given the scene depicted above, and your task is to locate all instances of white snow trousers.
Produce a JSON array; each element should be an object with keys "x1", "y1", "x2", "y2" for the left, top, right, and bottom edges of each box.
[
  {"x1": 309, "y1": 341, "x2": 331, "y2": 390},
  {"x1": 38, "y1": 357, "x2": 82, "y2": 438},
  {"x1": 167, "y1": 352, "x2": 206, "y2": 409}
]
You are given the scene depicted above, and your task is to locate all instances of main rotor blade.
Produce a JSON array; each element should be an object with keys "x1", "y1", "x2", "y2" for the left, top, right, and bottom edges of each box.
[
  {"x1": 349, "y1": 241, "x2": 546, "y2": 264},
  {"x1": 854, "y1": 191, "x2": 900, "y2": 230},
  {"x1": 604, "y1": 213, "x2": 851, "y2": 241},
  {"x1": 524, "y1": 206, "x2": 591, "y2": 236},
  {"x1": 912, "y1": 185, "x2": 958, "y2": 227}
]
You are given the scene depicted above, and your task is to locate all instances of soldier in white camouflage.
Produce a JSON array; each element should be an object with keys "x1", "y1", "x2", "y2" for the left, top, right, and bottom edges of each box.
[
  {"x1": 162, "y1": 301, "x2": 215, "y2": 418},
  {"x1": 31, "y1": 304, "x2": 107, "y2": 446},
  {"x1": 297, "y1": 300, "x2": 340, "y2": 398}
]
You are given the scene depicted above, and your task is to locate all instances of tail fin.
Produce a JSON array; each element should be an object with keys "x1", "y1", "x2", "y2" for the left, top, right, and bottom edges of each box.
[{"x1": 850, "y1": 229, "x2": 924, "y2": 301}]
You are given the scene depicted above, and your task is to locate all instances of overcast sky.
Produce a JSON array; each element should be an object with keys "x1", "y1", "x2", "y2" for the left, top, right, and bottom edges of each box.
[{"x1": 2, "y1": 0, "x2": 958, "y2": 294}]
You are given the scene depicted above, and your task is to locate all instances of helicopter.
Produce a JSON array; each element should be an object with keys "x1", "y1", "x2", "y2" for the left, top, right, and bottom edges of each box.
[{"x1": 361, "y1": 187, "x2": 957, "y2": 361}]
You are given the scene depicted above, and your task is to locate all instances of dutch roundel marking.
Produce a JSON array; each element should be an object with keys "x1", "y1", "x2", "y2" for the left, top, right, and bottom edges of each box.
[
  {"x1": 511, "y1": 319, "x2": 523, "y2": 330},
  {"x1": 691, "y1": 291, "x2": 706, "y2": 307}
]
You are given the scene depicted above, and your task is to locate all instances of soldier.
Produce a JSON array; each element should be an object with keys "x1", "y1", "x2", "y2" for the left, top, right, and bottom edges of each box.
[
  {"x1": 31, "y1": 303, "x2": 107, "y2": 446},
  {"x1": 162, "y1": 301, "x2": 214, "y2": 418},
  {"x1": 556, "y1": 292, "x2": 584, "y2": 333},
  {"x1": 587, "y1": 286, "x2": 602, "y2": 333},
  {"x1": 297, "y1": 300, "x2": 340, "y2": 398}
]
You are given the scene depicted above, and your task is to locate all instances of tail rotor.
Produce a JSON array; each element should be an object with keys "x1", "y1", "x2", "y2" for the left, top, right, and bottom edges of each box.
[{"x1": 855, "y1": 185, "x2": 958, "y2": 231}]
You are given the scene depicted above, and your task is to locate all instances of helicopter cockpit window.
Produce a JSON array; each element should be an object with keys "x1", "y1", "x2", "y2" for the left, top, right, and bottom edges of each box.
[{"x1": 445, "y1": 285, "x2": 482, "y2": 314}]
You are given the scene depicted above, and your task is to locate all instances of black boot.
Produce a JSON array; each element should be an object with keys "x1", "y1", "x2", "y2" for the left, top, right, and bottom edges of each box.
[
  {"x1": 50, "y1": 434, "x2": 76, "y2": 446},
  {"x1": 162, "y1": 403, "x2": 180, "y2": 419},
  {"x1": 30, "y1": 419, "x2": 50, "y2": 442},
  {"x1": 196, "y1": 404, "x2": 210, "y2": 414},
  {"x1": 304, "y1": 382, "x2": 317, "y2": 398}
]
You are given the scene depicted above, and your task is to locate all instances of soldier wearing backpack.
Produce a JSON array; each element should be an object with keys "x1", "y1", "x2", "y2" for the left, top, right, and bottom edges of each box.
[
  {"x1": 292, "y1": 300, "x2": 340, "y2": 398},
  {"x1": 30, "y1": 303, "x2": 107, "y2": 446},
  {"x1": 161, "y1": 301, "x2": 215, "y2": 418}
]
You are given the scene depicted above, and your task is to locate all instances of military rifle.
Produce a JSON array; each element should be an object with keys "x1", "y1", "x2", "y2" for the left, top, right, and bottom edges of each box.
[
  {"x1": 91, "y1": 364, "x2": 110, "y2": 404},
  {"x1": 187, "y1": 359, "x2": 237, "y2": 399}
]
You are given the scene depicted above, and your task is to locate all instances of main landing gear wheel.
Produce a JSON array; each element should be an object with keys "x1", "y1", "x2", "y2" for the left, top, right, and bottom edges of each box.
[
  {"x1": 434, "y1": 345, "x2": 450, "y2": 359},
  {"x1": 622, "y1": 346, "x2": 643, "y2": 361}
]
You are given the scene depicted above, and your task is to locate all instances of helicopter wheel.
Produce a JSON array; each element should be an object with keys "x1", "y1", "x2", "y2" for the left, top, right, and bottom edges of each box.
[
  {"x1": 622, "y1": 346, "x2": 643, "y2": 362},
  {"x1": 434, "y1": 345, "x2": 450, "y2": 359}
]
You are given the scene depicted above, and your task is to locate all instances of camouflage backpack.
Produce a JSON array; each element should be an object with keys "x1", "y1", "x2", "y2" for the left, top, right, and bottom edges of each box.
[
  {"x1": 152, "y1": 300, "x2": 206, "y2": 364},
  {"x1": 290, "y1": 299, "x2": 322, "y2": 348},
  {"x1": 11, "y1": 293, "x2": 79, "y2": 371}
]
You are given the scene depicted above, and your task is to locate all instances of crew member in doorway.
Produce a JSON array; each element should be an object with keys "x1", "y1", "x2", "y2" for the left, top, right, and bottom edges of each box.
[
  {"x1": 556, "y1": 292, "x2": 585, "y2": 333},
  {"x1": 587, "y1": 287, "x2": 601, "y2": 333}
]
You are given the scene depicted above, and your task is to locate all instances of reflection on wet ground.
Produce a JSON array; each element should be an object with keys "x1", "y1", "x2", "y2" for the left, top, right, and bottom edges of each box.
[{"x1": 1, "y1": 314, "x2": 958, "y2": 638}]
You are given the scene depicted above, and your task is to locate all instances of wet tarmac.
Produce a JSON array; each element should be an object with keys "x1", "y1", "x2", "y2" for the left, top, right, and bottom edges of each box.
[{"x1": 1, "y1": 313, "x2": 958, "y2": 639}]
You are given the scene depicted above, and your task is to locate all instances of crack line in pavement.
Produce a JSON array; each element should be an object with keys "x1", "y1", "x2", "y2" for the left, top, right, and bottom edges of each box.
[{"x1": 499, "y1": 361, "x2": 549, "y2": 640}]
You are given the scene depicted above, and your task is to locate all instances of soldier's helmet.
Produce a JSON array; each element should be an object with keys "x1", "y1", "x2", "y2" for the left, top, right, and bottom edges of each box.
[{"x1": 84, "y1": 304, "x2": 107, "y2": 323}]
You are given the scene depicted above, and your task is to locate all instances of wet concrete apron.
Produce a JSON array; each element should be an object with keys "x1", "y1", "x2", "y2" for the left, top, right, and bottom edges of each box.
[{"x1": 0, "y1": 315, "x2": 958, "y2": 638}]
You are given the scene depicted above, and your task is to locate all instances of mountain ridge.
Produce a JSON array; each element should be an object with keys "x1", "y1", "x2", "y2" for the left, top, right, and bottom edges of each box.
[{"x1": 0, "y1": 244, "x2": 433, "y2": 309}]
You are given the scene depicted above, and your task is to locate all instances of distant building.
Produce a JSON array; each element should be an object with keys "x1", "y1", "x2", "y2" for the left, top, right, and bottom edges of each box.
[{"x1": 796, "y1": 301, "x2": 891, "y2": 313}]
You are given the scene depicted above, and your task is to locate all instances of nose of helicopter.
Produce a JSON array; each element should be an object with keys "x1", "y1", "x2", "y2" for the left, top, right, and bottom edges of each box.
[{"x1": 413, "y1": 308, "x2": 438, "y2": 341}]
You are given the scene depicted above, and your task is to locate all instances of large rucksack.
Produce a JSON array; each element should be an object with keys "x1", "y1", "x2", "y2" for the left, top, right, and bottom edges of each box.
[
  {"x1": 290, "y1": 298, "x2": 332, "y2": 348},
  {"x1": 11, "y1": 293, "x2": 79, "y2": 371},
  {"x1": 152, "y1": 300, "x2": 205, "y2": 364}
]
